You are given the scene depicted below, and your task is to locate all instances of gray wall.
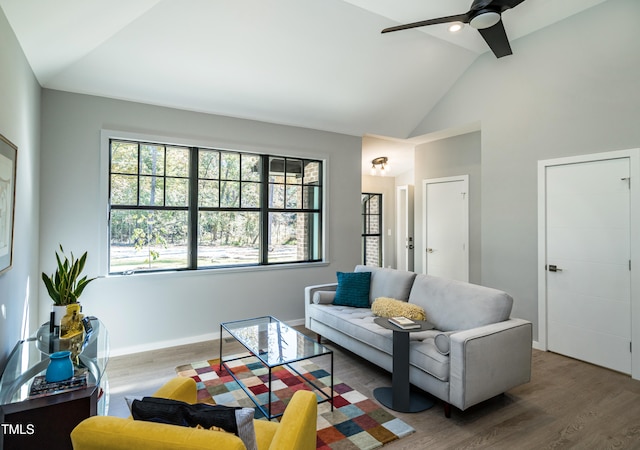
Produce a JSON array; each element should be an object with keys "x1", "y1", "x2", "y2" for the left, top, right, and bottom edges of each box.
[
  {"x1": 39, "y1": 90, "x2": 362, "y2": 355},
  {"x1": 413, "y1": 132, "x2": 481, "y2": 284},
  {"x1": 411, "y1": 0, "x2": 640, "y2": 339},
  {"x1": 0, "y1": 9, "x2": 41, "y2": 369}
]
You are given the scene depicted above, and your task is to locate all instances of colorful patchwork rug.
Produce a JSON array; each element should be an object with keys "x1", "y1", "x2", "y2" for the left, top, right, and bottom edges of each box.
[{"x1": 176, "y1": 355, "x2": 414, "y2": 449}]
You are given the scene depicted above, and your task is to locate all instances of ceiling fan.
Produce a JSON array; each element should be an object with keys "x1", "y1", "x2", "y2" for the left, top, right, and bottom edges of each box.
[{"x1": 381, "y1": 0, "x2": 527, "y2": 58}]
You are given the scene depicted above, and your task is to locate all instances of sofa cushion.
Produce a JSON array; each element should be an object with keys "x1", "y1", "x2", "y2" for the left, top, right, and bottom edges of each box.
[
  {"x1": 408, "y1": 275, "x2": 513, "y2": 332},
  {"x1": 371, "y1": 297, "x2": 426, "y2": 321},
  {"x1": 409, "y1": 339, "x2": 450, "y2": 382},
  {"x1": 308, "y1": 303, "x2": 450, "y2": 381},
  {"x1": 333, "y1": 271, "x2": 371, "y2": 307},
  {"x1": 355, "y1": 265, "x2": 417, "y2": 304}
]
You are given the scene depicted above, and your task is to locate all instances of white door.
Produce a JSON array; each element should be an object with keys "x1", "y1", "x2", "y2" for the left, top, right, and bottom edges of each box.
[
  {"x1": 396, "y1": 185, "x2": 414, "y2": 271},
  {"x1": 545, "y1": 158, "x2": 631, "y2": 374},
  {"x1": 423, "y1": 176, "x2": 469, "y2": 281}
]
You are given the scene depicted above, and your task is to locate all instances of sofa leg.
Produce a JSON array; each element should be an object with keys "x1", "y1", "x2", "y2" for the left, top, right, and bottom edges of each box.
[
  {"x1": 316, "y1": 334, "x2": 322, "y2": 344},
  {"x1": 443, "y1": 402, "x2": 452, "y2": 418}
]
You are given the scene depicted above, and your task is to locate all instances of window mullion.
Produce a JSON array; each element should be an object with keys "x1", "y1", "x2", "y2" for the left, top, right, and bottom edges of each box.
[
  {"x1": 260, "y1": 156, "x2": 270, "y2": 264},
  {"x1": 163, "y1": 145, "x2": 168, "y2": 211},
  {"x1": 318, "y1": 162, "x2": 324, "y2": 260},
  {"x1": 188, "y1": 147, "x2": 199, "y2": 269},
  {"x1": 239, "y1": 154, "x2": 243, "y2": 208},
  {"x1": 136, "y1": 142, "x2": 141, "y2": 206}
]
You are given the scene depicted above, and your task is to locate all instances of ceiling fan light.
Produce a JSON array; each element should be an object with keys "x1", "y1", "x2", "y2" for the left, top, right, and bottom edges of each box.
[
  {"x1": 448, "y1": 23, "x2": 463, "y2": 33},
  {"x1": 469, "y1": 11, "x2": 501, "y2": 30}
]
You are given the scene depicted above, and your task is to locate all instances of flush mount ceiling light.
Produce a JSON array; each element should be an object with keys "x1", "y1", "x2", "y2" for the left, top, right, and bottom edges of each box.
[{"x1": 370, "y1": 156, "x2": 390, "y2": 176}]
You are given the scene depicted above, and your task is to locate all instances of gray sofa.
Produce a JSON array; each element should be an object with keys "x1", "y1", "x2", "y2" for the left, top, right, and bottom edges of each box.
[{"x1": 304, "y1": 265, "x2": 532, "y2": 417}]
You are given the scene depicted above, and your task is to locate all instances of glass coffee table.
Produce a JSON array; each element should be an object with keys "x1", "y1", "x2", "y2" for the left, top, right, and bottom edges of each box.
[{"x1": 220, "y1": 316, "x2": 333, "y2": 420}]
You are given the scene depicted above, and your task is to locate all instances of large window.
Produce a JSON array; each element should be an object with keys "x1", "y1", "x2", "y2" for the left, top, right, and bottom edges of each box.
[{"x1": 108, "y1": 139, "x2": 323, "y2": 274}]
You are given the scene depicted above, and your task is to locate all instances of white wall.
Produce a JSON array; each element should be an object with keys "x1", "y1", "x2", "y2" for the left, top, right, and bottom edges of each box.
[
  {"x1": 394, "y1": 170, "x2": 414, "y2": 188},
  {"x1": 0, "y1": 9, "x2": 41, "y2": 369},
  {"x1": 39, "y1": 90, "x2": 362, "y2": 355},
  {"x1": 410, "y1": 0, "x2": 640, "y2": 340}
]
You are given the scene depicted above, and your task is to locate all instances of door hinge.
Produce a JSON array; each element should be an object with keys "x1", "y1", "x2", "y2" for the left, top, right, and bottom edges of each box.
[
  {"x1": 630, "y1": 260, "x2": 632, "y2": 271},
  {"x1": 631, "y1": 342, "x2": 633, "y2": 352}
]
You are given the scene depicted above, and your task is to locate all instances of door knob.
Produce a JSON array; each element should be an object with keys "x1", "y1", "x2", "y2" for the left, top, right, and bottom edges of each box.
[
  {"x1": 547, "y1": 264, "x2": 563, "y2": 272},
  {"x1": 426, "y1": 248, "x2": 434, "y2": 253}
]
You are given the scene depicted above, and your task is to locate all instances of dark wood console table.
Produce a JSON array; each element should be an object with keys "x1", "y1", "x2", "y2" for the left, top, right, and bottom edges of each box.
[{"x1": 0, "y1": 318, "x2": 108, "y2": 450}]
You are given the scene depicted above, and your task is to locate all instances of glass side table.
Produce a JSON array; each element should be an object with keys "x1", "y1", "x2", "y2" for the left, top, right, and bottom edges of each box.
[
  {"x1": 372, "y1": 317, "x2": 435, "y2": 413},
  {"x1": 0, "y1": 317, "x2": 109, "y2": 450}
]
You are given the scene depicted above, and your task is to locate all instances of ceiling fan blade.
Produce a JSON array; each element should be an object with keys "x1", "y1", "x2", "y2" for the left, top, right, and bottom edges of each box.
[
  {"x1": 470, "y1": 0, "x2": 495, "y2": 11},
  {"x1": 489, "y1": 0, "x2": 526, "y2": 10},
  {"x1": 382, "y1": 13, "x2": 470, "y2": 34},
  {"x1": 478, "y1": 19, "x2": 512, "y2": 58}
]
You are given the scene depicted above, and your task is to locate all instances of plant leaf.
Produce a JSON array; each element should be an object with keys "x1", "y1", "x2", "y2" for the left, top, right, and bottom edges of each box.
[
  {"x1": 43, "y1": 245, "x2": 95, "y2": 305},
  {"x1": 41, "y1": 272, "x2": 61, "y2": 305}
]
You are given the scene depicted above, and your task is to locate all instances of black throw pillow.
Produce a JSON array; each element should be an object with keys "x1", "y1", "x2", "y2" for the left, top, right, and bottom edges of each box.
[{"x1": 131, "y1": 397, "x2": 256, "y2": 450}]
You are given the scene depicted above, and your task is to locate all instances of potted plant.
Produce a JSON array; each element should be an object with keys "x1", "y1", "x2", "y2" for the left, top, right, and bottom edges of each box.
[{"x1": 42, "y1": 245, "x2": 96, "y2": 326}]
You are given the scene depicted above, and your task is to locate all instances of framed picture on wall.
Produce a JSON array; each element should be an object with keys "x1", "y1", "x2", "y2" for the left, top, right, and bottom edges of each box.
[{"x1": 0, "y1": 133, "x2": 17, "y2": 275}]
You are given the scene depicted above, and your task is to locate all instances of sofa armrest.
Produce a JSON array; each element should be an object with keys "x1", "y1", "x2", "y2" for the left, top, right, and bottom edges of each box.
[
  {"x1": 448, "y1": 318, "x2": 532, "y2": 411},
  {"x1": 152, "y1": 376, "x2": 197, "y2": 404},
  {"x1": 70, "y1": 416, "x2": 246, "y2": 450},
  {"x1": 71, "y1": 377, "x2": 242, "y2": 450},
  {"x1": 304, "y1": 283, "x2": 337, "y2": 328},
  {"x1": 269, "y1": 390, "x2": 317, "y2": 450}
]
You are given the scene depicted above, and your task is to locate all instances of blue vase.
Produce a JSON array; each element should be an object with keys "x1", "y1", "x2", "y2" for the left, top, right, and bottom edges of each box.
[{"x1": 46, "y1": 351, "x2": 74, "y2": 382}]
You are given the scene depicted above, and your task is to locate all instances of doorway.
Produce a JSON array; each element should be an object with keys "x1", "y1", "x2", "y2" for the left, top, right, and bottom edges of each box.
[
  {"x1": 396, "y1": 185, "x2": 414, "y2": 271},
  {"x1": 422, "y1": 175, "x2": 469, "y2": 281}
]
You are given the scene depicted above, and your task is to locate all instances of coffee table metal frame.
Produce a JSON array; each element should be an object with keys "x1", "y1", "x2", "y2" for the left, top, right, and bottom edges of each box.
[
  {"x1": 220, "y1": 315, "x2": 333, "y2": 420},
  {"x1": 373, "y1": 317, "x2": 436, "y2": 413}
]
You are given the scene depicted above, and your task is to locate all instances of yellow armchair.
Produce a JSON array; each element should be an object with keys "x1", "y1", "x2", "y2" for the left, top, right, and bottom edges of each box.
[{"x1": 70, "y1": 377, "x2": 317, "y2": 450}]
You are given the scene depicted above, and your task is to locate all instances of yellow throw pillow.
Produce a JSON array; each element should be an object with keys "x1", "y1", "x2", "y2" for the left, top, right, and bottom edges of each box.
[{"x1": 371, "y1": 297, "x2": 426, "y2": 321}]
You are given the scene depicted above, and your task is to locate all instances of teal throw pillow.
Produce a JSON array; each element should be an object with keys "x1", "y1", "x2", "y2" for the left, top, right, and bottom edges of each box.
[{"x1": 333, "y1": 271, "x2": 371, "y2": 307}]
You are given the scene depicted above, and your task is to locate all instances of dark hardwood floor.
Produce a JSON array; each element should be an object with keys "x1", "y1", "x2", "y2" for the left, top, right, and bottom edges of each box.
[{"x1": 106, "y1": 327, "x2": 640, "y2": 449}]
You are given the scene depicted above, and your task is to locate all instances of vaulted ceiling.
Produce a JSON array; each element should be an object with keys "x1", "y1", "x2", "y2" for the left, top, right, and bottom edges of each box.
[{"x1": 1, "y1": 0, "x2": 607, "y2": 174}]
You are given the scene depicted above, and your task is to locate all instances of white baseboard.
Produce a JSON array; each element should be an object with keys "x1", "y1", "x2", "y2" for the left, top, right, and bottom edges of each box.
[
  {"x1": 109, "y1": 331, "x2": 219, "y2": 357},
  {"x1": 110, "y1": 317, "x2": 306, "y2": 357},
  {"x1": 111, "y1": 319, "x2": 540, "y2": 357},
  {"x1": 532, "y1": 340, "x2": 544, "y2": 351},
  {"x1": 287, "y1": 318, "x2": 305, "y2": 327}
]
